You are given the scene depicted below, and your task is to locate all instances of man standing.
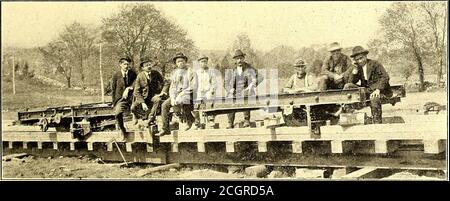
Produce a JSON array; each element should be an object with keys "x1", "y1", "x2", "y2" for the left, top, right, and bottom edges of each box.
[
  {"x1": 111, "y1": 57, "x2": 137, "y2": 140},
  {"x1": 318, "y1": 42, "x2": 353, "y2": 91},
  {"x1": 131, "y1": 57, "x2": 167, "y2": 126},
  {"x1": 283, "y1": 59, "x2": 319, "y2": 94},
  {"x1": 191, "y1": 54, "x2": 217, "y2": 130},
  {"x1": 225, "y1": 49, "x2": 263, "y2": 128},
  {"x1": 344, "y1": 46, "x2": 392, "y2": 124},
  {"x1": 157, "y1": 53, "x2": 197, "y2": 136}
]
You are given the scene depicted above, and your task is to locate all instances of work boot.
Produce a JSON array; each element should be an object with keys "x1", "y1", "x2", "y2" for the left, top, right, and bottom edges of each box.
[
  {"x1": 132, "y1": 113, "x2": 139, "y2": 125},
  {"x1": 226, "y1": 123, "x2": 234, "y2": 129},
  {"x1": 179, "y1": 122, "x2": 192, "y2": 131},
  {"x1": 243, "y1": 120, "x2": 251, "y2": 128},
  {"x1": 189, "y1": 123, "x2": 200, "y2": 131},
  {"x1": 155, "y1": 129, "x2": 170, "y2": 137}
]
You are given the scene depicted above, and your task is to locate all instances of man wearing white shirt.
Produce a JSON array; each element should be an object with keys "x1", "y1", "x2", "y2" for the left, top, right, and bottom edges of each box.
[{"x1": 190, "y1": 55, "x2": 217, "y2": 130}]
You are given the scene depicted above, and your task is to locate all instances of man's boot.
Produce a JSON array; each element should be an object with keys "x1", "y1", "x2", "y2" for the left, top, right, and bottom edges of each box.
[{"x1": 116, "y1": 114, "x2": 127, "y2": 141}]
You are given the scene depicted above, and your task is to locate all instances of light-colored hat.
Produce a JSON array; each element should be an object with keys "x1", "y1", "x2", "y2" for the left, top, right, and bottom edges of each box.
[
  {"x1": 293, "y1": 59, "x2": 307, "y2": 67},
  {"x1": 197, "y1": 54, "x2": 209, "y2": 61},
  {"x1": 232, "y1": 49, "x2": 246, "y2": 59},
  {"x1": 328, "y1": 42, "x2": 342, "y2": 52},
  {"x1": 172, "y1": 52, "x2": 188, "y2": 63}
]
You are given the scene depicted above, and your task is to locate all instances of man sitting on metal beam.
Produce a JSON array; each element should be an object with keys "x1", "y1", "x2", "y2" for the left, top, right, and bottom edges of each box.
[
  {"x1": 282, "y1": 59, "x2": 320, "y2": 94},
  {"x1": 344, "y1": 46, "x2": 392, "y2": 124}
]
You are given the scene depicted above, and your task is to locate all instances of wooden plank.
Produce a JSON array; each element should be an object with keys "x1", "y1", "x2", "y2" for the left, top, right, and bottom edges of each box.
[
  {"x1": 226, "y1": 142, "x2": 235, "y2": 152},
  {"x1": 424, "y1": 140, "x2": 446, "y2": 154},
  {"x1": 125, "y1": 143, "x2": 132, "y2": 152},
  {"x1": 197, "y1": 142, "x2": 205, "y2": 152},
  {"x1": 146, "y1": 143, "x2": 153, "y2": 152},
  {"x1": 107, "y1": 142, "x2": 113, "y2": 152},
  {"x1": 53, "y1": 142, "x2": 58, "y2": 150},
  {"x1": 37, "y1": 142, "x2": 42, "y2": 149},
  {"x1": 8, "y1": 141, "x2": 13, "y2": 149},
  {"x1": 134, "y1": 163, "x2": 180, "y2": 177},
  {"x1": 341, "y1": 167, "x2": 378, "y2": 179},
  {"x1": 22, "y1": 142, "x2": 28, "y2": 149},
  {"x1": 70, "y1": 142, "x2": 75, "y2": 151},
  {"x1": 375, "y1": 140, "x2": 388, "y2": 154},
  {"x1": 258, "y1": 141, "x2": 267, "y2": 152},
  {"x1": 292, "y1": 141, "x2": 303, "y2": 153},
  {"x1": 87, "y1": 142, "x2": 94, "y2": 151},
  {"x1": 171, "y1": 143, "x2": 179, "y2": 152},
  {"x1": 331, "y1": 140, "x2": 343, "y2": 153}
]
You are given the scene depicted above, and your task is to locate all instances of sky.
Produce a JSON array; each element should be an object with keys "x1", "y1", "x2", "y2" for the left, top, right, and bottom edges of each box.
[{"x1": 1, "y1": 1, "x2": 393, "y2": 51}]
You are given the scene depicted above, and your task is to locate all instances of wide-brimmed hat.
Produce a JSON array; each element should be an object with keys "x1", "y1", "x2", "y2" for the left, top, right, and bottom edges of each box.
[
  {"x1": 350, "y1": 46, "x2": 369, "y2": 58},
  {"x1": 293, "y1": 59, "x2": 307, "y2": 67},
  {"x1": 172, "y1": 52, "x2": 188, "y2": 63},
  {"x1": 328, "y1": 42, "x2": 342, "y2": 52},
  {"x1": 232, "y1": 49, "x2": 246, "y2": 59},
  {"x1": 197, "y1": 54, "x2": 209, "y2": 61},
  {"x1": 139, "y1": 56, "x2": 153, "y2": 67}
]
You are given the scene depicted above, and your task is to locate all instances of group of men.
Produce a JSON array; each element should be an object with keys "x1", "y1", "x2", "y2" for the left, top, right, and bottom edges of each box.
[
  {"x1": 282, "y1": 42, "x2": 391, "y2": 124},
  {"x1": 110, "y1": 42, "x2": 392, "y2": 140},
  {"x1": 110, "y1": 49, "x2": 262, "y2": 140}
]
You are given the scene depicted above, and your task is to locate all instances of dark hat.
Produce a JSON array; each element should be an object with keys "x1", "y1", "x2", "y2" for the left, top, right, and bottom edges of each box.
[
  {"x1": 293, "y1": 59, "x2": 307, "y2": 67},
  {"x1": 139, "y1": 56, "x2": 153, "y2": 67},
  {"x1": 328, "y1": 42, "x2": 342, "y2": 52},
  {"x1": 197, "y1": 54, "x2": 209, "y2": 61},
  {"x1": 119, "y1": 56, "x2": 132, "y2": 63},
  {"x1": 172, "y1": 52, "x2": 188, "y2": 63},
  {"x1": 232, "y1": 49, "x2": 246, "y2": 59},
  {"x1": 350, "y1": 46, "x2": 369, "y2": 58}
]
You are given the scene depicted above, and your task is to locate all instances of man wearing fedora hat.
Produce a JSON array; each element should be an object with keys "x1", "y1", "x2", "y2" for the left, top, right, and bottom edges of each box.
[
  {"x1": 224, "y1": 49, "x2": 264, "y2": 128},
  {"x1": 131, "y1": 56, "x2": 167, "y2": 126},
  {"x1": 190, "y1": 54, "x2": 217, "y2": 130},
  {"x1": 344, "y1": 46, "x2": 392, "y2": 124},
  {"x1": 157, "y1": 52, "x2": 198, "y2": 136},
  {"x1": 283, "y1": 59, "x2": 320, "y2": 94},
  {"x1": 318, "y1": 42, "x2": 353, "y2": 91},
  {"x1": 111, "y1": 57, "x2": 137, "y2": 141}
]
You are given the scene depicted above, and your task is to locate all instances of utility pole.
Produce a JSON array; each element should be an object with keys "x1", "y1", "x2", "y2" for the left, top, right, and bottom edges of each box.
[
  {"x1": 12, "y1": 55, "x2": 16, "y2": 95},
  {"x1": 99, "y1": 43, "x2": 105, "y2": 103}
]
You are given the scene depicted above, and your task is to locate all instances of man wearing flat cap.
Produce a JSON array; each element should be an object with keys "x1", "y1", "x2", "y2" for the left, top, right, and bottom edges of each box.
[
  {"x1": 157, "y1": 52, "x2": 198, "y2": 136},
  {"x1": 224, "y1": 49, "x2": 264, "y2": 128},
  {"x1": 318, "y1": 42, "x2": 353, "y2": 91},
  {"x1": 283, "y1": 59, "x2": 320, "y2": 94},
  {"x1": 190, "y1": 54, "x2": 217, "y2": 130},
  {"x1": 344, "y1": 46, "x2": 392, "y2": 124},
  {"x1": 131, "y1": 56, "x2": 167, "y2": 126},
  {"x1": 111, "y1": 57, "x2": 137, "y2": 141}
]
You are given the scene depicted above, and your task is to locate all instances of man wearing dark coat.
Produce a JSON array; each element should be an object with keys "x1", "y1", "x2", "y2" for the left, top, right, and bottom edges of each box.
[
  {"x1": 111, "y1": 57, "x2": 137, "y2": 140},
  {"x1": 344, "y1": 46, "x2": 392, "y2": 124},
  {"x1": 131, "y1": 57, "x2": 167, "y2": 125},
  {"x1": 224, "y1": 49, "x2": 264, "y2": 128}
]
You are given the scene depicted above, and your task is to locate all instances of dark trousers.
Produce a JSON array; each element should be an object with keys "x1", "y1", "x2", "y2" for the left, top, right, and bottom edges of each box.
[
  {"x1": 343, "y1": 83, "x2": 383, "y2": 124},
  {"x1": 114, "y1": 98, "x2": 131, "y2": 134},
  {"x1": 161, "y1": 99, "x2": 195, "y2": 132}
]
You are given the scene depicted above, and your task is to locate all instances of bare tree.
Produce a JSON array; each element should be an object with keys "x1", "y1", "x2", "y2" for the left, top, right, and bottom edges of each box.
[
  {"x1": 39, "y1": 42, "x2": 73, "y2": 88},
  {"x1": 102, "y1": 3, "x2": 197, "y2": 75},
  {"x1": 420, "y1": 2, "x2": 447, "y2": 85},
  {"x1": 60, "y1": 22, "x2": 97, "y2": 88},
  {"x1": 380, "y1": 2, "x2": 428, "y2": 91},
  {"x1": 230, "y1": 33, "x2": 264, "y2": 68}
]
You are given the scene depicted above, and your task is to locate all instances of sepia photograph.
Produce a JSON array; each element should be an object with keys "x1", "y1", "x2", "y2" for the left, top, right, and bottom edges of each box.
[{"x1": 1, "y1": 1, "x2": 448, "y2": 183}]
